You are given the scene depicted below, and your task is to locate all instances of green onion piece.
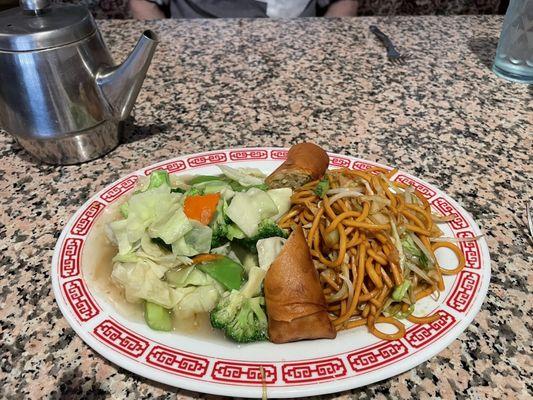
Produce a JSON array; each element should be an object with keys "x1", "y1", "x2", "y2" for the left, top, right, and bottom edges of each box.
[
  {"x1": 314, "y1": 176, "x2": 330, "y2": 198},
  {"x1": 392, "y1": 280, "x2": 411, "y2": 301}
]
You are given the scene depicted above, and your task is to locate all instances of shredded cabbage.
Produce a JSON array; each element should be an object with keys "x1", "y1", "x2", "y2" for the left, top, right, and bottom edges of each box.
[
  {"x1": 148, "y1": 207, "x2": 193, "y2": 245},
  {"x1": 112, "y1": 261, "x2": 180, "y2": 308},
  {"x1": 267, "y1": 188, "x2": 292, "y2": 221},
  {"x1": 197, "y1": 180, "x2": 235, "y2": 200},
  {"x1": 173, "y1": 284, "x2": 224, "y2": 319},
  {"x1": 225, "y1": 188, "x2": 278, "y2": 237},
  {"x1": 166, "y1": 265, "x2": 214, "y2": 287},
  {"x1": 171, "y1": 221, "x2": 213, "y2": 257},
  {"x1": 256, "y1": 237, "x2": 287, "y2": 270},
  {"x1": 218, "y1": 165, "x2": 265, "y2": 187},
  {"x1": 106, "y1": 185, "x2": 184, "y2": 255}
]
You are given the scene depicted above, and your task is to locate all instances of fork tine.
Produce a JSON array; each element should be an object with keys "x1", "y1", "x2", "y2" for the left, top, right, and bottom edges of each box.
[{"x1": 527, "y1": 203, "x2": 533, "y2": 238}]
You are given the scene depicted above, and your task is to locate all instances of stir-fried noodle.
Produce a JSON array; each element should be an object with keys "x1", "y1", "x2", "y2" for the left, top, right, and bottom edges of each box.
[{"x1": 279, "y1": 167, "x2": 466, "y2": 340}]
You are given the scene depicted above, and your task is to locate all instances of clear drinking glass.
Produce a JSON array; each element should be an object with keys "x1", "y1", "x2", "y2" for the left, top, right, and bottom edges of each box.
[{"x1": 492, "y1": 0, "x2": 533, "y2": 84}]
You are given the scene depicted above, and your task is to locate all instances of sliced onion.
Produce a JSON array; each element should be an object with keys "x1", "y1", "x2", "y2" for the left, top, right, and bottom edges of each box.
[
  {"x1": 326, "y1": 281, "x2": 348, "y2": 303},
  {"x1": 359, "y1": 195, "x2": 391, "y2": 203},
  {"x1": 339, "y1": 263, "x2": 354, "y2": 308},
  {"x1": 359, "y1": 195, "x2": 391, "y2": 214},
  {"x1": 370, "y1": 212, "x2": 389, "y2": 225},
  {"x1": 405, "y1": 261, "x2": 433, "y2": 283},
  {"x1": 409, "y1": 232, "x2": 436, "y2": 265},
  {"x1": 431, "y1": 213, "x2": 456, "y2": 222},
  {"x1": 314, "y1": 260, "x2": 327, "y2": 270},
  {"x1": 430, "y1": 235, "x2": 484, "y2": 243},
  {"x1": 390, "y1": 220, "x2": 405, "y2": 272},
  {"x1": 362, "y1": 180, "x2": 374, "y2": 195},
  {"x1": 328, "y1": 191, "x2": 364, "y2": 205},
  {"x1": 325, "y1": 229, "x2": 340, "y2": 248},
  {"x1": 321, "y1": 269, "x2": 337, "y2": 281},
  {"x1": 326, "y1": 188, "x2": 362, "y2": 195}
]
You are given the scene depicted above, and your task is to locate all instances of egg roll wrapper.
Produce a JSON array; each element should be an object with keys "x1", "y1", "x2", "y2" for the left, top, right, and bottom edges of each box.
[{"x1": 265, "y1": 226, "x2": 336, "y2": 343}]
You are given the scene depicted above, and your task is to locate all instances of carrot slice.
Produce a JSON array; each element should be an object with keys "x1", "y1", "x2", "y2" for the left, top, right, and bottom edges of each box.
[
  {"x1": 192, "y1": 253, "x2": 223, "y2": 264},
  {"x1": 184, "y1": 193, "x2": 221, "y2": 225}
]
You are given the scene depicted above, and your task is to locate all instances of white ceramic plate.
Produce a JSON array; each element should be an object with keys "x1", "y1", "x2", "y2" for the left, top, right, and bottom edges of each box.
[{"x1": 52, "y1": 148, "x2": 491, "y2": 398}]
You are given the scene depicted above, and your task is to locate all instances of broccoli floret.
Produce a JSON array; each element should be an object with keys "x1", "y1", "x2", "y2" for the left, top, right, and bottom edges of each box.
[
  {"x1": 235, "y1": 219, "x2": 288, "y2": 252},
  {"x1": 224, "y1": 297, "x2": 268, "y2": 342},
  {"x1": 210, "y1": 200, "x2": 231, "y2": 248},
  {"x1": 210, "y1": 290, "x2": 243, "y2": 329},
  {"x1": 211, "y1": 223, "x2": 229, "y2": 248},
  {"x1": 210, "y1": 267, "x2": 268, "y2": 343}
]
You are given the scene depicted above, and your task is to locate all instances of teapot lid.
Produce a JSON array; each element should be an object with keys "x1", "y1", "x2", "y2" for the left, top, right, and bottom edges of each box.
[{"x1": 0, "y1": 0, "x2": 97, "y2": 51}]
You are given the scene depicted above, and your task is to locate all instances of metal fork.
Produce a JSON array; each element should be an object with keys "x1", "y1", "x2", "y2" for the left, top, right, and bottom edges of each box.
[
  {"x1": 527, "y1": 203, "x2": 533, "y2": 238},
  {"x1": 369, "y1": 25, "x2": 409, "y2": 64}
]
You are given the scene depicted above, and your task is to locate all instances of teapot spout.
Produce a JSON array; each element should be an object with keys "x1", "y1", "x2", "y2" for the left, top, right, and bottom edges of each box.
[{"x1": 97, "y1": 30, "x2": 158, "y2": 121}]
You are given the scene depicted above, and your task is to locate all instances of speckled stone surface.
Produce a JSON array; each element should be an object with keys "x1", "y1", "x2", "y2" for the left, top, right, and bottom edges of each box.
[{"x1": 1, "y1": 16, "x2": 531, "y2": 399}]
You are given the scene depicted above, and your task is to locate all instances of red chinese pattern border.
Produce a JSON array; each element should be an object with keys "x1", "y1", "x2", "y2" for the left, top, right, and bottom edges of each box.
[
  {"x1": 329, "y1": 155, "x2": 351, "y2": 168},
  {"x1": 431, "y1": 197, "x2": 469, "y2": 231},
  {"x1": 59, "y1": 238, "x2": 83, "y2": 278},
  {"x1": 457, "y1": 231, "x2": 482, "y2": 269},
  {"x1": 145, "y1": 159, "x2": 187, "y2": 175},
  {"x1": 211, "y1": 361, "x2": 277, "y2": 384},
  {"x1": 61, "y1": 278, "x2": 100, "y2": 322},
  {"x1": 347, "y1": 340, "x2": 409, "y2": 373},
  {"x1": 229, "y1": 149, "x2": 268, "y2": 161},
  {"x1": 70, "y1": 200, "x2": 106, "y2": 236},
  {"x1": 446, "y1": 271, "x2": 481, "y2": 313},
  {"x1": 100, "y1": 175, "x2": 139, "y2": 203},
  {"x1": 404, "y1": 310, "x2": 456, "y2": 349},
  {"x1": 146, "y1": 345, "x2": 209, "y2": 378},
  {"x1": 93, "y1": 319, "x2": 150, "y2": 358},
  {"x1": 187, "y1": 152, "x2": 227, "y2": 168},
  {"x1": 281, "y1": 358, "x2": 347, "y2": 384},
  {"x1": 352, "y1": 160, "x2": 392, "y2": 173},
  {"x1": 394, "y1": 174, "x2": 437, "y2": 199},
  {"x1": 270, "y1": 149, "x2": 288, "y2": 160}
]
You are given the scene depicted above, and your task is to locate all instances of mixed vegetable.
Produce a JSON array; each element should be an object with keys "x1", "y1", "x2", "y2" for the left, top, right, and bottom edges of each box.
[{"x1": 106, "y1": 166, "x2": 292, "y2": 342}]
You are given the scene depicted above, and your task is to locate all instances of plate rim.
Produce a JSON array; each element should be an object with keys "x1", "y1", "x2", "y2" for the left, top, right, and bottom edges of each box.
[{"x1": 51, "y1": 146, "x2": 491, "y2": 398}]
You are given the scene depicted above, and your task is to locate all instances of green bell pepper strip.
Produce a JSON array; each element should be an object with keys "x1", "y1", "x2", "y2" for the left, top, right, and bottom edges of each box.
[{"x1": 197, "y1": 256, "x2": 244, "y2": 291}]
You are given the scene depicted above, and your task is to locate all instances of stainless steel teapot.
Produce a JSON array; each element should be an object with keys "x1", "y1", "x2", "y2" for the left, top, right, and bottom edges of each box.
[{"x1": 0, "y1": 0, "x2": 158, "y2": 164}]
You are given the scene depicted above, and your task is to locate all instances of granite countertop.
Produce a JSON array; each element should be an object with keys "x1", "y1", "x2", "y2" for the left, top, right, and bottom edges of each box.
[{"x1": 1, "y1": 15, "x2": 531, "y2": 399}]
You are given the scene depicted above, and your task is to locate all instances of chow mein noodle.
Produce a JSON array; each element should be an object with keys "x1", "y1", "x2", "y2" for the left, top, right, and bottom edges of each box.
[{"x1": 278, "y1": 167, "x2": 467, "y2": 340}]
